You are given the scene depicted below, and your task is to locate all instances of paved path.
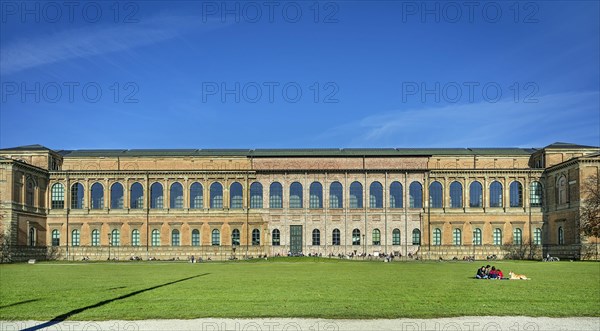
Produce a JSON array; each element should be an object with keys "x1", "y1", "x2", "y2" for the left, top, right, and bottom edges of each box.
[{"x1": 2, "y1": 317, "x2": 599, "y2": 331}]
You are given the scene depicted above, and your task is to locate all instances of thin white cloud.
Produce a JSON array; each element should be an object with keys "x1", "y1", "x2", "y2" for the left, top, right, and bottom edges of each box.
[
  {"x1": 1, "y1": 15, "x2": 226, "y2": 75},
  {"x1": 318, "y1": 91, "x2": 600, "y2": 148}
]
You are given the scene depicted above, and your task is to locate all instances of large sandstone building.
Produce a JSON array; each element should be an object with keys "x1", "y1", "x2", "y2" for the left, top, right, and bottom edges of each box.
[{"x1": 0, "y1": 142, "x2": 598, "y2": 261}]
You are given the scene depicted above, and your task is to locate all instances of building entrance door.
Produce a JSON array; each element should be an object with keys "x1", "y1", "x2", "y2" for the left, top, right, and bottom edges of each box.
[{"x1": 290, "y1": 225, "x2": 303, "y2": 255}]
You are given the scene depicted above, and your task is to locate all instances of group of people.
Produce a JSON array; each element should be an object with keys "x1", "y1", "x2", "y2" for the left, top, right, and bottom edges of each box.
[{"x1": 475, "y1": 265, "x2": 505, "y2": 279}]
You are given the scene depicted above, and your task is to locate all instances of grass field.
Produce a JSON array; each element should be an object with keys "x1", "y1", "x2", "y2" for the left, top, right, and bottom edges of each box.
[{"x1": 0, "y1": 258, "x2": 599, "y2": 320}]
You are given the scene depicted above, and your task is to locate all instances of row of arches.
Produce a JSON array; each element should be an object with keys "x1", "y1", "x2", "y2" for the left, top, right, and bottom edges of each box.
[
  {"x1": 430, "y1": 227, "x2": 543, "y2": 246},
  {"x1": 50, "y1": 227, "x2": 423, "y2": 247},
  {"x1": 50, "y1": 180, "x2": 542, "y2": 210}
]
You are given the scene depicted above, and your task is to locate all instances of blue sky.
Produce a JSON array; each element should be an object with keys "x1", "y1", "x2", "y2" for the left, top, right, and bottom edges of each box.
[{"x1": 1, "y1": 1, "x2": 599, "y2": 149}]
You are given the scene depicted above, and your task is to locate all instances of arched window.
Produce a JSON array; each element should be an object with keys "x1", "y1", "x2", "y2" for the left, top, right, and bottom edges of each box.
[
  {"x1": 192, "y1": 229, "x2": 200, "y2": 246},
  {"x1": 90, "y1": 183, "x2": 104, "y2": 209},
  {"x1": 29, "y1": 227, "x2": 35, "y2": 246},
  {"x1": 372, "y1": 229, "x2": 381, "y2": 245},
  {"x1": 110, "y1": 183, "x2": 124, "y2": 209},
  {"x1": 490, "y1": 181, "x2": 503, "y2": 207},
  {"x1": 409, "y1": 182, "x2": 422, "y2": 208},
  {"x1": 558, "y1": 226, "x2": 564, "y2": 245},
  {"x1": 493, "y1": 228, "x2": 502, "y2": 245},
  {"x1": 212, "y1": 229, "x2": 220, "y2": 246},
  {"x1": 272, "y1": 229, "x2": 280, "y2": 246},
  {"x1": 390, "y1": 181, "x2": 403, "y2": 208},
  {"x1": 131, "y1": 229, "x2": 140, "y2": 246},
  {"x1": 111, "y1": 229, "x2": 120, "y2": 246},
  {"x1": 51, "y1": 229, "x2": 60, "y2": 246},
  {"x1": 369, "y1": 182, "x2": 383, "y2": 208},
  {"x1": 312, "y1": 229, "x2": 321, "y2": 246},
  {"x1": 289, "y1": 182, "x2": 303, "y2": 209},
  {"x1": 170, "y1": 183, "x2": 184, "y2": 209},
  {"x1": 130, "y1": 182, "x2": 144, "y2": 209},
  {"x1": 51, "y1": 183, "x2": 65, "y2": 209},
  {"x1": 71, "y1": 229, "x2": 80, "y2": 247},
  {"x1": 352, "y1": 229, "x2": 361, "y2": 245},
  {"x1": 231, "y1": 229, "x2": 240, "y2": 246},
  {"x1": 412, "y1": 229, "x2": 421, "y2": 245},
  {"x1": 509, "y1": 181, "x2": 523, "y2": 207},
  {"x1": 350, "y1": 181, "x2": 363, "y2": 208},
  {"x1": 250, "y1": 182, "x2": 263, "y2": 209},
  {"x1": 332, "y1": 229, "x2": 341, "y2": 246},
  {"x1": 210, "y1": 182, "x2": 223, "y2": 208},
  {"x1": 558, "y1": 176, "x2": 567, "y2": 204},
  {"x1": 190, "y1": 183, "x2": 203, "y2": 209},
  {"x1": 329, "y1": 182, "x2": 343, "y2": 208},
  {"x1": 433, "y1": 228, "x2": 441, "y2": 246},
  {"x1": 533, "y1": 228, "x2": 542, "y2": 245},
  {"x1": 172, "y1": 229, "x2": 180, "y2": 246},
  {"x1": 429, "y1": 181, "x2": 442, "y2": 208},
  {"x1": 473, "y1": 228, "x2": 482, "y2": 246},
  {"x1": 91, "y1": 229, "x2": 100, "y2": 246},
  {"x1": 151, "y1": 229, "x2": 160, "y2": 246},
  {"x1": 469, "y1": 181, "x2": 482, "y2": 208},
  {"x1": 530, "y1": 181, "x2": 543, "y2": 207},
  {"x1": 453, "y1": 228, "x2": 462, "y2": 246},
  {"x1": 449, "y1": 181, "x2": 462, "y2": 208},
  {"x1": 269, "y1": 182, "x2": 283, "y2": 208},
  {"x1": 392, "y1": 229, "x2": 400, "y2": 245},
  {"x1": 26, "y1": 180, "x2": 34, "y2": 206},
  {"x1": 252, "y1": 229, "x2": 260, "y2": 245},
  {"x1": 513, "y1": 228, "x2": 522, "y2": 245},
  {"x1": 71, "y1": 183, "x2": 84, "y2": 209},
  {"x1": 150, "y1": 182, "x2": 163, "y2": 209},
  {"x1": 230, "y1": 182, "x2": 243, "y2": 209},
  {"x1": 309, "y1": 182, "x2": 323, "y2": 209}
]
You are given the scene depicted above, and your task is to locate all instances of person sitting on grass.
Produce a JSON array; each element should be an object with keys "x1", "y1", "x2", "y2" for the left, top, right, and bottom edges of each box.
[
  {"x1": 488, "y1": 266, "x2": 498, "y2": 279},
  {"x1": 497, "y1": 269, "x2": 504, "y2": 279},
  {"x1": 476, "y1": 266, "x2": 487, "y2": 279}
]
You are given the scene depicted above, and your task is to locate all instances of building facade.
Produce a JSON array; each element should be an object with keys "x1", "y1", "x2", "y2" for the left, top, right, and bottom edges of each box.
[{"x1": 0, "y1": 143, "x2": 598, "y2": 261}]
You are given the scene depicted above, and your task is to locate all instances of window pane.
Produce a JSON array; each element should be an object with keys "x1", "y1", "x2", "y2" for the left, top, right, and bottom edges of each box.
[
  {"x1": 91, "y1": 229, "x2": 100, "y2": 246},
  {"x1": 369, "y1": 182, "x2": 383, "y2": 208},
  {"x1": 231, "y1": 229, "x2": 240, "y2": 246},
  {"x1": 91, "y1": 183, "x2": 104, "y2": 209},
  {"x1": 170, "y1": 183, "x2": 184, "y2": 209},
  {"x1": 289, "y1": 182, "x2": 303, "y2": 209},
  {"x1": 51, "y1": 183, "x2": 65, "y2": 209},
  {"x1": 230, "y1": 182, "x2": 243, "y2": 209},
  {"x1": 309, "y1": 182, "x2": 323, "y2": 209},
  {"x1": 150, "y1": 183, "x2": 163, "y2": 209},
  {"x1": 473, "y1": 228, "x2": 482, "y2": 246},
  {"x1": 269, "y1": 182, "x2": 283, "y2": 208},
  {"x1": 433, "y1": 228, "x2": 441, "y2": 246},
  {"x1": 449, "y1": 182, "x2": 462, "y2": 208},
  {"x1": 352, "y1": 229, "x2": 361, "y2": 245},
  {"x1": 272, "y1": 229, "x2": 280, "y2": 246},
  {"x1": 329, "y1": 182, "x2": 343, "y2": 208},
  {"x1": 71, "y1": 230, "x2": 80, "y2": 247},
  {"x1": 350, "y1": 182, "x2": 363, "y2": 208},
  {"x1": 372, "y1": 229, "x2": 380, "y2": 245},
  {"x1": 190, "y1": 183, "x2": 203, "y2": 209},
  {"x1": 71, "y1": 183, "x2": 84, "y2": 209},
  {"x1": 312, "y1": 229, "x2": 320, "y2": 246},
  {"x1": 390, "y1": 182, "x2": 403, "y2": 208},
  {"x1": 493, "y1": 228, "x2": 502, "y2": 245},
  {"x1": 250, "y1": 182, "x2": 263, "y2": 209},
  {"x1": 130, "y1": 183, "x2": 144, "y2": 209},
  {"x1": 509, "y1": 181, "x2": 523, "y2": 207},
  {"x1": 172, "y1": 229, "x2": 180, "y2": 246},
  {"x1": 192, "y1": 229, "x2": 201, "y2": 246},
  {"x1": 132, "y1": 229, "x2": 140, "y2": 246},
  {"x1": 212, "y1": 229, "x2": 220, "y2": 246},
  {"x1": 210, "y1": 183, "x2": 223, "y2": 208},
  {"x1": 332, "y1": 229, "x2": 340, "y2": 246},
  {"x1": 530, "y1": 181, "x2": 542, "y2": 207},
  {"x1": 110, "y1": 183, "x2": 124, "y2": 209},
  {"x1": 412, "y1": 229, "x2": 421, "y2": 245},
  {"x1": 469, "y1": 182, "x2": 482, "y2": 208},
  {"x1": 392, "y1": 229, "x2": 400, "y2": 245},
  {"x1": 252, "y1": 229, "x2": 260, "y2": 245},
  {"x1": 453, "y1": 228, "x2": 461, "y2": 245},
  {"x1": 429, "y1": 182, "x2": 442, "y2": 208},
  {"x1": 490, "y1": 181, "x2": 503, "y2": 207},
  {"x1": 409, "y1": 182, "x2": 422, "y2": 208},
  {"x1": 151, "y1": 229, "x2": 160, "y2": 246}
]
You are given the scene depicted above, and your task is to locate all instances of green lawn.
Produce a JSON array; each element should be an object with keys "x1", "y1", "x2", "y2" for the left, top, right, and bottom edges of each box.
[{"x1": 1, "y1": 258, "x2": 599, "y2": 320}]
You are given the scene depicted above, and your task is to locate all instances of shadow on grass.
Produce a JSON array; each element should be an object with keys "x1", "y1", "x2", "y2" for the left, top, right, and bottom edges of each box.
[
  {"x1": 23, "y1": 273, "x2": 210, "y2": 331},
  {"x1": 0, "y1": 299, "x2": 40, "y2": 309}
]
